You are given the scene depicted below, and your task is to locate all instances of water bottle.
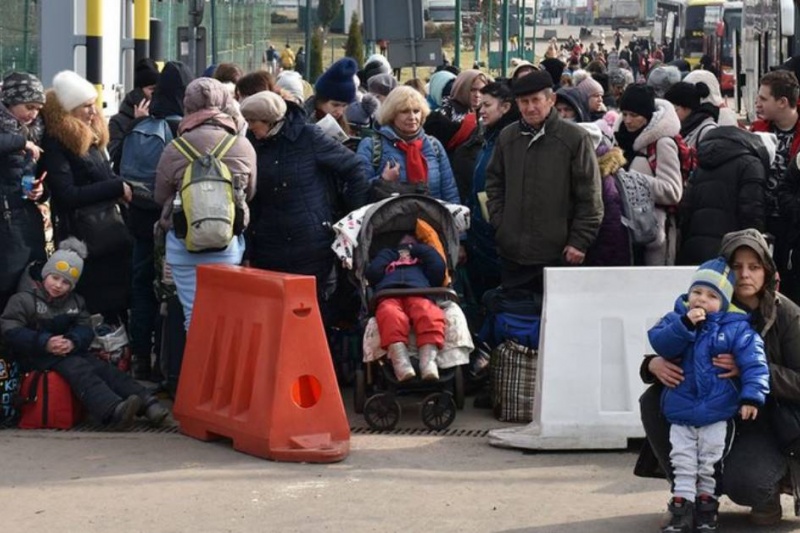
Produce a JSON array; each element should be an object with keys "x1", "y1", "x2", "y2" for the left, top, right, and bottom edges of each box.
[{"x1": 172, "y1": 193, "x2": 187, "y2": 238}]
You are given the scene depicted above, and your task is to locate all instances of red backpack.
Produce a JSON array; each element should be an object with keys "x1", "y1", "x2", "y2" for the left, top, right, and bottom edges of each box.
[{"x1": 646, "y1": 134, "x2": 696, "y2": 191}]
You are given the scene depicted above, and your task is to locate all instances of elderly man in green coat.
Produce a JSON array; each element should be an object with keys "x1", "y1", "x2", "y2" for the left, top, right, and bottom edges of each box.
[{"x1": 485, "y1": 70, "x2": 603, "y2": 292}]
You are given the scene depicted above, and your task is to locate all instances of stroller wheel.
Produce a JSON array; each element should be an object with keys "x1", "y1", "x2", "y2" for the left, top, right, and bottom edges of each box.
[
  {"x1": 354, "y1": 367, "x2": 366, "y2": 414},
  {"x1": 364, "y1": 393, "x2": 401, "y2": 430},
  {"x1": 421, "y1": 393, "x2": 457, "y2": 430},
  {"x1": 453, "y1": 366, "x2": 465, "y2": 410}
]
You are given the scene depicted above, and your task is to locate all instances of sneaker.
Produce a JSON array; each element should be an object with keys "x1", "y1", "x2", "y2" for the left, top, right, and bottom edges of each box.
[
  {"x1": 695, "y1": 495, "x2": 719, "y2": 531},
  {"x1": 143, "y1": 399, "x2": 170, "y2": 427},
  {"x1": 107, "y1": 395, "x2": 143, "y2": 431},
  {"x1": 750, "y1": 492, "x2": 782, "y2": 526},
  {"x1": 662, "y1": 497, "x2": 694, "y2": 533}
]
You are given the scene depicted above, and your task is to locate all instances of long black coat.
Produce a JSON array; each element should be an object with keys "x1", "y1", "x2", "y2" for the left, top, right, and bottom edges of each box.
[
  {"x1": 247, "y1": 104, "x2": 369, "y2": 284},
  {"x1": 0, "y1": 106, "x2": 46, "y2": 301},
  {"x1": 39, "y1": 93, "x2": 131, "y2": 317},
  {"x1": 678, "y1": 127, "x2": 768, "y2": 265}
]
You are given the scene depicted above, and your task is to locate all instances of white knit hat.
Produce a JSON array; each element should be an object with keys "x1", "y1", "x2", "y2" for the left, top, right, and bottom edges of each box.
[
  {"x1": 276, "y1": 70, "x2": 304, "y2": 104},
  {"x1": 52, "y1": 70, "x2": 97, "y2": 112},
  {"x1": 683, "y1": 69, "x2": 724, "y2": 107}
]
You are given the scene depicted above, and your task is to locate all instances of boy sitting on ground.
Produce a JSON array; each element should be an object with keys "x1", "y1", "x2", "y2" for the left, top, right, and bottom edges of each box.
[{"x1": 0, "y1": 238, "x2": 169, "y2": 430}]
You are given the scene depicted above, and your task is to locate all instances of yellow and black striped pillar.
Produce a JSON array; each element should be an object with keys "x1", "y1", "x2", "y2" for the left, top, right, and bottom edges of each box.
[
  {"x1": 134, "y1": 0, "x2": 150, "y2": 63},
  {"x1": 86, "y1": 0, "x2": 103, "y2": 109}
]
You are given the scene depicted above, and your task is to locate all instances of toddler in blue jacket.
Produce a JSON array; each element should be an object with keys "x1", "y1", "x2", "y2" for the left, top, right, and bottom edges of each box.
[
  {"x1": 365, "y1": 235, "x2": 447, "y2": 382},
  {"x1": 648, "y1": 257, "x2": 770, "y2": 533}
]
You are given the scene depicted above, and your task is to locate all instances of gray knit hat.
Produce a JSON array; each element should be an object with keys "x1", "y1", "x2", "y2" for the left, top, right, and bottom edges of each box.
[
  {"x1": 240, "y1": 90, "x2": 287, "y2": 123},
  {"x1": 367, "y1": 73, "x2": 397, "y2": 97},
  {"x1": 42, "y1": 238, "x2": 88, "y2": 288},
  {"x1": 2, "y1": 72, "x2": 45, "y2": 107},
  {"x1": 646, "y1": 66, "x2": 682, "y2": 98}
]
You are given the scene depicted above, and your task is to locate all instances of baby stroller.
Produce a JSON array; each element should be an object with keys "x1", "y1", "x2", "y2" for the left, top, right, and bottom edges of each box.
[{"x1": 335, "y1": 195, "x2": 473, "y2": 431}]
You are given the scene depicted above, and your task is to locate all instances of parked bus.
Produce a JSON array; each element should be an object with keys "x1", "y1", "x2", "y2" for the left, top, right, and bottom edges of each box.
[
  {"x1": 654, "y1": 0, "x2": 726, "y2": 68},
  {"x1": 654, "y1": 0, "x2": 741, "y2": 95}
]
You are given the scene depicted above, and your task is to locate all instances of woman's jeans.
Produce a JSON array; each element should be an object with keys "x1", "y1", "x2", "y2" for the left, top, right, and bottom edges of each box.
[
  {"x1": 640, "y1": 382, "x2": 787, "y2": 506},
  {"x1": 166, "y1": 231, "x2": 245, "y2": 331}
]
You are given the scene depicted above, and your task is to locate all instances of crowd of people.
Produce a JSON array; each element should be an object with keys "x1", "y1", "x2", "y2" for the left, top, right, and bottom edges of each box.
[{"x1": 1, "y1": 33, "x2": 800, "y2": 529}]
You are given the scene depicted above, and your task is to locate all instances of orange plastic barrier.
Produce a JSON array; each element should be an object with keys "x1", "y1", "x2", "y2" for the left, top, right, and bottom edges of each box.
[{"x1": 172, "y1": 265, "x2": 350, "y2": 463}]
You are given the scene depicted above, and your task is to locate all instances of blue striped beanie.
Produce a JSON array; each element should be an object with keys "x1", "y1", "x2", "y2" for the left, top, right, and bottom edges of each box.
[{"x1": 689, "y1": 257, "x2": 736, "y2": 312}]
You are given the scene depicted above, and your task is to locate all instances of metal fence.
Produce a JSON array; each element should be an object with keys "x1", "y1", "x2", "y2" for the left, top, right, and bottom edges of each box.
[
  {"x1": 0, "y1": 0, "x2": 38, "y2": 76},
  {"x1": 0, "y1": 1, "x2": 275, "y2": 79},
  {"x1": 152, "y1": 0, "x2": 273, "y2": 73}
]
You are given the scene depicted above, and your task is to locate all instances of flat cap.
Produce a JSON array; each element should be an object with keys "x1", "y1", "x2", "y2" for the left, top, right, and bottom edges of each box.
[{"x1": 512, "y1": 70, "x2": 554, "y2": 97}]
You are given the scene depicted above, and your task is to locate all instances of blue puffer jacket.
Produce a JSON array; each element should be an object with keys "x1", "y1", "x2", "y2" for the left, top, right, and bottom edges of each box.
[
  {"x1": 247, "y1": 103, "x2": 369, "y2": 279},
  {"x1": 365, "y1": 243, "x2": 446, "y2": 292},
  {"x1": 648, "y1": 296, "x2": 770, "y2": 427},
  {"x1": 355, "y1": 124, "x2": 461, "y2": 205}
]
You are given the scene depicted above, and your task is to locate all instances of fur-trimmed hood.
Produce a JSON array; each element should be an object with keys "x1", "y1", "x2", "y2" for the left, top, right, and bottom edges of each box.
[
  {"x1": 613, "y1": 98, "x2": 680, "y2": 152},
  {"x1": 40, "y1": 89, "x2": 109, "y2": 156},
  {"x1": 598, "y1": 147, "x2": 626, "y2": 177}
]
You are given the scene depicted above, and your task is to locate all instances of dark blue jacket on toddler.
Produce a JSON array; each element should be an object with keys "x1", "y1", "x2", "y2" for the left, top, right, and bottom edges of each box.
[
  {"x1": 0, "y1": 238, "x2": 169, "y2": 429},
  {"x1": 648, "y1": 257, "x2": 770, "y2": 427},
  {"x1": 365, "y1": 240, "x2": 446, "y2": 292},
  {"x1": 365, "y1": 237, "x2": 447, "y2": 382}
]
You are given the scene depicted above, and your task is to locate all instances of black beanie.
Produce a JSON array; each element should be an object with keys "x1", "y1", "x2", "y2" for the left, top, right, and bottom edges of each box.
[
  {"x1": 619, "y1": 84, "x2": 656, "y2": 120},
  {"x1": 134, "y1": 58, "x2": 160, "y2": 88},
  {"x1": 540, "y1": 58, "x2": 565, "y2": 88},
  {"x1": 664, "y1": 81, "x2": 710, "y2": 111},
  {"x1": 358, "y1": 59, "x2": 390, "y2": 88}
]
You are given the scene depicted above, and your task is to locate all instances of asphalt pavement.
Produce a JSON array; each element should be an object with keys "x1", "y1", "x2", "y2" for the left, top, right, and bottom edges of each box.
[{"x1": 3, "y1": 389, "x2": 798, "y2": 533}]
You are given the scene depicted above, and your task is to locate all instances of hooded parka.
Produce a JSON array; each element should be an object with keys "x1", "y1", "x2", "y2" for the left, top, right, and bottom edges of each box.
[
  {"x1": 678, "y1": 127, "x2": 769, "y2": 265},
  {"x1": 614, "y1": 98, "x2": 683, "y2": 265}
]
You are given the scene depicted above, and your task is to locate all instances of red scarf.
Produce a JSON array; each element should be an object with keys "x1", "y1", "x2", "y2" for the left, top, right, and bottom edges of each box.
[
  {"x1": 394, "y1": 138, "x2": 428, "y2": 184},
  {"x1": 446, "y1": 113, "x2": 478, "y2": 151}
]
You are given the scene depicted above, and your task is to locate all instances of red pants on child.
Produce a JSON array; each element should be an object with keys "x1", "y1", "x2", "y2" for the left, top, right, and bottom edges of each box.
[{"x1": 375, "y1": 296, "x2": 446, "y2": 349}]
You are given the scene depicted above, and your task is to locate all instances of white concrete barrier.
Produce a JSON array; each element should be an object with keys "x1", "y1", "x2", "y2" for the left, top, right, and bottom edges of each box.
[{"x1": 489, "y1": 266, "x2": 696, "y2": 450}]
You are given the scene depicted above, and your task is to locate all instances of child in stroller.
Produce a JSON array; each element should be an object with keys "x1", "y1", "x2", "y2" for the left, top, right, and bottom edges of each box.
[
  {"x1": 332, "y1": 194, "x2": 473, "y2": 430},
  {"x1": 365, "y1": 234, "x2": 446, "y2": 382}
]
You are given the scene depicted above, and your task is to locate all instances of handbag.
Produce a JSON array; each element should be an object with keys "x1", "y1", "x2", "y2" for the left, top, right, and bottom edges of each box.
[
  {"x1": 490, "y1": 340, "x2": 537, "y2": 423},
  {"x1": 90, "y1": 322, "x2": 132, "y2": 373},
  {"x1": 768, "y1": 398, "x2": 800, "y2": 457},
  {"x1": 70, "y1": 201, "x2": 131, "y2": 256},
  {"x1": 0, "y1": 357, "x2": 20, "y2": 426}
]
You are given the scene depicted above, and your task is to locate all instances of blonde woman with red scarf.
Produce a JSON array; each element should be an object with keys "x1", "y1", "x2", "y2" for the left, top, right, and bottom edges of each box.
[{"x1": 355, "y1": 86, "x2": 461, "y2": 205}]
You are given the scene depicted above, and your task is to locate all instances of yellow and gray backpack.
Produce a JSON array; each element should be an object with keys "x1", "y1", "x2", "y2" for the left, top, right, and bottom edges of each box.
[{"x1": 171, "y1": 134, "x2": 242, "y2": 253}]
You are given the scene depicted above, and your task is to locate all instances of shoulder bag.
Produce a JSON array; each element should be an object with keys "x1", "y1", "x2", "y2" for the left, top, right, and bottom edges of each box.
[{"x1": 70, "y1": 201, "x2": 131, "y2": 256}]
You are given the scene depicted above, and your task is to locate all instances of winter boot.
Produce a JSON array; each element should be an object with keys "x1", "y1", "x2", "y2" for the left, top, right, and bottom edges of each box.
[
  {"x1": 662, "y1": 497, "x2": 694, "y2": 533},
  {"x1": 695, "y1": 494, "x2": 719, "y2": 531},
  {"x1": 107, "y1": 395, "x2": 143, "y2": 431},
  {"x1": 141, "y1": 397, "x2": 170, "y2": 427},
  {"x1": 418, "y1": 344, "x2": 440, "y2": 381},
  {"x1": 387, "y1": 342, "x2": 415, "y2": 382}
]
